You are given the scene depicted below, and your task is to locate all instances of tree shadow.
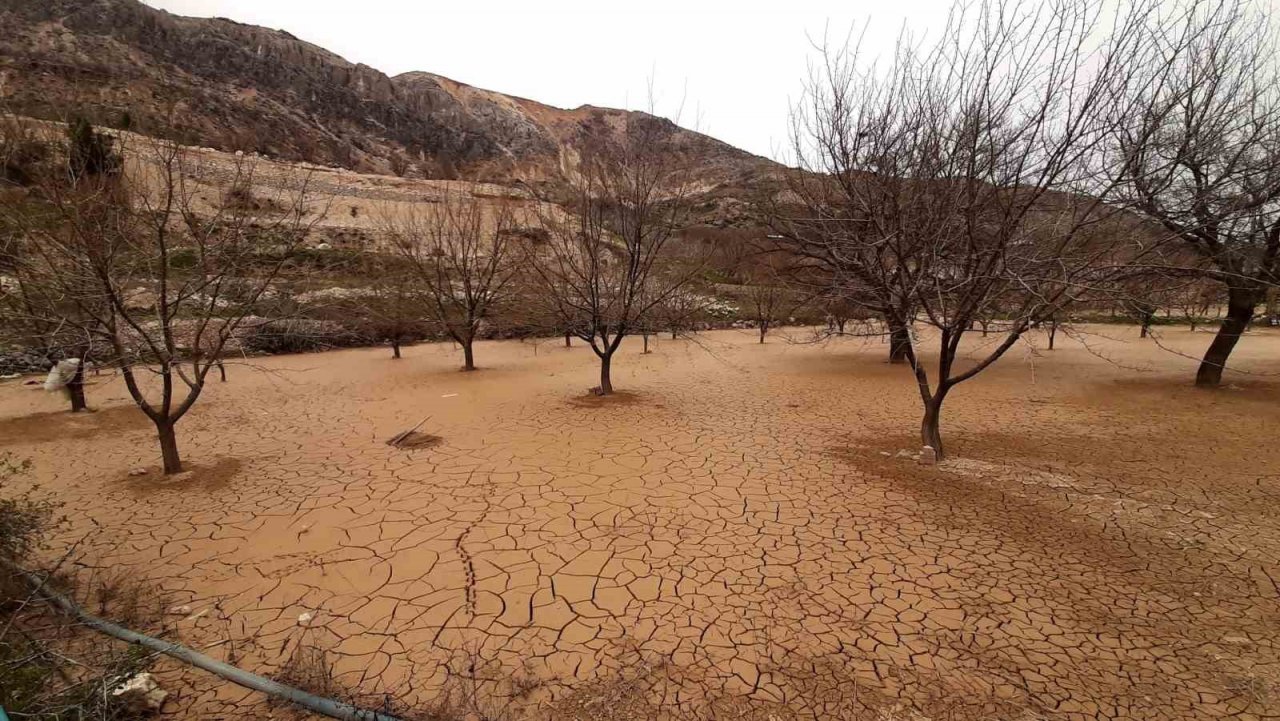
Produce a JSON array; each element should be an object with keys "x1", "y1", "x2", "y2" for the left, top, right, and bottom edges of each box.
[
  {"x1": 0, "y1": 404, "x2": 150, "y2": 444},
  {"x1": 121, "y1": 457, "x2": 242, "y2": 495}
]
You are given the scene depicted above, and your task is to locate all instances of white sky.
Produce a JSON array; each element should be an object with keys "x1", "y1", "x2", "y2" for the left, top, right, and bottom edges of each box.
[{"x1": 138, "y1": 0, "x2": 959, "y2": 160}]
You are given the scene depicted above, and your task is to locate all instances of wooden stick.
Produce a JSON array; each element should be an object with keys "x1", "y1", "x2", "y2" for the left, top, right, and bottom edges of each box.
[{"x1": 387, "y1": 415, "x2": 431, "y2": 447}]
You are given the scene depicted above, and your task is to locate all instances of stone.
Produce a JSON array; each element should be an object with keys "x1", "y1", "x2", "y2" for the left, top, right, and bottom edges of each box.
[
  {"x1": 919, "y1": 446, "x2": 937, "y2": 465},
  {"x1": 129, "y1": 468, "x2": 149, "y2": 477},
  {"x1": 167, "y1": 604, "x2": 192, "y2": 615},
  {"x1": 298, "y1": 611, "x2": 315, "y2": 625},
  {"x1": 111, "y1": 672, "x2": 168, "y2": 713}
]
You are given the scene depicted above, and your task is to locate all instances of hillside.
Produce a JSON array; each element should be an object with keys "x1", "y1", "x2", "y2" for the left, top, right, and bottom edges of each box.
[{"x1": 0, "y1": 0, "x2": 780, "y2": 221}]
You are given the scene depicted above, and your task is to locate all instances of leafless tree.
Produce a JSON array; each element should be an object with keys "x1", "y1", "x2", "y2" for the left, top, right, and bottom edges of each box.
[
  {"x1": 739, "y1": 258, "x2": 794, "y2": 344},
  {"x1": 771, "y1": 0, "x2": 1158, "y2": 459},
  {"x1": 1124, "y1": 293, "x2": 1161, "y2": 338},
  {"x1": 1107, "y1": 0, "x2": 1280, "y2": 385},
  {"x1": 345, "y1": 255, "x2": 430, "y2": 359},
  {"x1": 1175, "y1": 279, "x2": 1226, "y2": 331},
  {"x1": 1116, "y1": 268, "x2": 1198, "y2": 338},
  {"x1": 816, "y1": 291, "x2": 868, "y2": 336},
  {"x1": 383, "y1": 187, "x2": 519, "y2": 371},
  {"x1": 4, "y1": 132, "x2": 319, "y2": 473},
  {"x1": 655, "y1": 286, "x2": 709, "y2": 340},
  {"x1": 1, "y1": 117, "x2": 111, "y2": 412},
  {"x1": 527, "y1": 114, "x2": 705, "y2": 395},
  {"x1": 1046, "y1": 315, "x2": 1062, "y2": 351}
]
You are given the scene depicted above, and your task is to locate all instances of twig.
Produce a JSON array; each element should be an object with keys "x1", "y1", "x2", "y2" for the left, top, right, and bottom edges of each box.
[{"x1": 387, "y1": 415, "x2": 431, "y2": 447}]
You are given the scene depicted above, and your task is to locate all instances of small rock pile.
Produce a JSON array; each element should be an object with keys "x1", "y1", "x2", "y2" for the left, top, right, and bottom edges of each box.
[{"x1": 0, "y1": 349, "x2": 50, "y2": 376}]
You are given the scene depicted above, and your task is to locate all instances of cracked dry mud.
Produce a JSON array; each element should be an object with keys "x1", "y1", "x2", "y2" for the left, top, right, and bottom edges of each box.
[{"x1": 2, "y1": 326, "x2": 1279, "y2": 720}]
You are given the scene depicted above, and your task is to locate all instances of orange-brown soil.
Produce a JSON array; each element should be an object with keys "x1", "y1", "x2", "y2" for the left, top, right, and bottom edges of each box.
[{"x1": 2, "y1": 326, "x2": 1278, "y2": 720}]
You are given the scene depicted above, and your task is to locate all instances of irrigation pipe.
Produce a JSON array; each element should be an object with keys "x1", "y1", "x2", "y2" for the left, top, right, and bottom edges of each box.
[{"x1": 0, "y1": 559, "x2": 401, "y2": 721}]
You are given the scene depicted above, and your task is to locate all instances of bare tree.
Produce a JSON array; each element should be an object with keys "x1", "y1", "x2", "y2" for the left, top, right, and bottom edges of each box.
[
  {"x1": 1108, "y1": 0, "x2": 1280, "y2": 385},
  {"x1": 739, "y1": 260, "x2": 793, "y2": 344},
  {"x1": 771, "y1": 1, "x2": 1157, "y2": 459},
  {"x1": 5, "y1": 132, "x2": 317, "y2": 474},
  {"x1": 655, "y1": 285, "x2": 709, "y2": 340},
  {"x1": 383, "y1": 187, "x2": 518, "y2": 371},
  {"x1": 1125, "y1": 295, "x2": 1161, "y2": 338},
  {"x1": 817, "y1": 291, "x2": 868, "y2": 336},
  {"x1": 1175, "y1": 278, "x2": 1226, "y2": 331},
  {"x1": 1, "y1": 116, "x2": 114, "y2": 412},
  {"x1": 347, "y1": 255, "x2": 429, "y2": 359},
  {"x1": 528, "y1": 114, "x2": 704, "y2": 395}
]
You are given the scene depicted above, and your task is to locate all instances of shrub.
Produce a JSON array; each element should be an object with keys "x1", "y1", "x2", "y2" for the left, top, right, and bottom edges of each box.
[
  {"x1": 66, "y1": 116, "x2": 121, "y2": 182},
  {"x1": 1, "y1": 455, "x2": 157, "y2": 719},
  {"x1": 0, "y1": 131, "x2": 51, "y2": 187},
  {"x1": 166, "y1": 247, "x2": 199, "y2": 270},
  {"x1": 0, "y1": 454, "x2": 56, "y2": 564},
  {"x1": 241, "y1": 319, "x2": 370, "y2": 355}
]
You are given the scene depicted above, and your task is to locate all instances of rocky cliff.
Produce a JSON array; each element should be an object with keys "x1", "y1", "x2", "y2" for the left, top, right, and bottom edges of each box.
[{"x1": 0, "y1": 0, "x2": 779, "y2": 207}]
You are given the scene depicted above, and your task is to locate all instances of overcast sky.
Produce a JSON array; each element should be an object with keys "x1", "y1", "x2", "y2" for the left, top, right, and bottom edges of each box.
[{"x1": 138, "y1": 0, "x2": 958, "y2": 160}]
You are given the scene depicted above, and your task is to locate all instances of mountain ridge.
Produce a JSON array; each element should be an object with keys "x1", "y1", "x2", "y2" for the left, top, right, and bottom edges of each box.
[{"x1": 0, "y1": 0, "x2": 779, "y2": 210}]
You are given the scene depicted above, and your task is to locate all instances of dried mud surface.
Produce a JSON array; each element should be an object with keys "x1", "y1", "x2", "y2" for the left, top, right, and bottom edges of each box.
[{"x1": 2, "y1": 326, "x2": 1279, "y2": 720}]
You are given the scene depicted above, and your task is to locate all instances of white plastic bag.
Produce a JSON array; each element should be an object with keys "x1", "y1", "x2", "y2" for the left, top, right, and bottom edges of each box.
[{"x1": 43, "y1": 358, "x2": 80, "y2": 392}]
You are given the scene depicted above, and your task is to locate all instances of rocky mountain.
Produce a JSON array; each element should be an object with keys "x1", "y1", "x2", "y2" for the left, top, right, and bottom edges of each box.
[{"x1": 0, "y1": 0, "x2": 780, "y2": 222}]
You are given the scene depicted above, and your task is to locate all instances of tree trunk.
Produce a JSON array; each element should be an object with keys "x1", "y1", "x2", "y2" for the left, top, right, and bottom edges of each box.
[
  {"x1": 889, "y1": 324, "x2": 910, "y2": 363},
  {"x1": 217, "y1": 360, "x2": 227, "y2": 381},
  {"x1": 759, "y1": 323, "x2": 767, "y2": 343},
  {"x1": 392, "y1": 340, "x2": 402, "y2": 359},
  {"x1": 1048, "y1": 320, "x2": 1058, "y2": 351},
  {"x1": 157, "y1": 421, "x2": 182, "y2": 475},
  {"x1": 643, "y1": 333, "x2": 651, "y2": 353},
  {"x1": 1196, "y1": 287, "x2": 1258, "y2": 387},
  {"x1": 1140, "y1": 316, "x2": 1152, "y2": 338},
  {"x1": 462, "y1": 340, "x2": 476, "y2": 371},
  {"x1": 920, "y1": 394, "x2": 947, "y2": 460},
  {"x1": 671, "y1": 328, "x2": 678, "y2": 340},
  {"x1": 565, "y1": 332, "x2": 572, "y2": 348},
  {"x1": 598, "y1": 353, "x2": 614, "y2": 395},
  {"x1": 67, "y1": 360, "x2": 87, "y2": 412}
]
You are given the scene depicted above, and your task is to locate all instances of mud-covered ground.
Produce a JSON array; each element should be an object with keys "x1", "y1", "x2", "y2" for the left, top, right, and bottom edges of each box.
[{"x1": 2, "y1": 325, "x2": 1278, "y2": 720}]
